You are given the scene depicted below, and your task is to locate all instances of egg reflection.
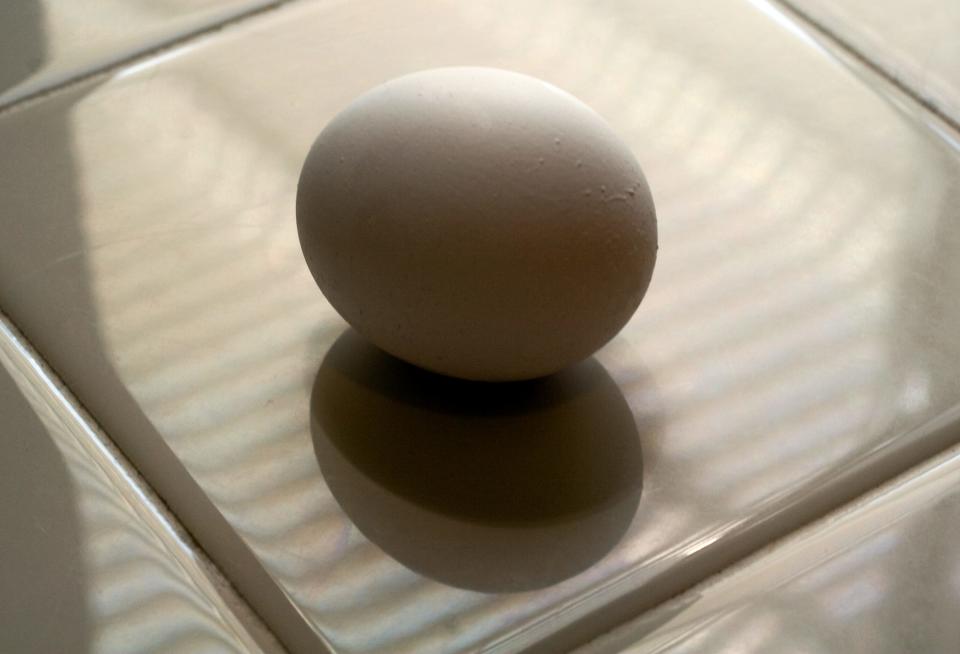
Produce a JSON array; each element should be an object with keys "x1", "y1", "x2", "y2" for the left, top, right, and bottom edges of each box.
[{"x1": 311, "y1": 330, "x2": 648, "y2": 592}]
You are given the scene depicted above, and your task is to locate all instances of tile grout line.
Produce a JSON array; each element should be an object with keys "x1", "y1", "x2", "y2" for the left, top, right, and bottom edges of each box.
[
  {"x1": 576, "y1": 439, "x2": 960, "y2": 654},
  {"x1": 551, "y1": 404, "x2": 960, "y2": 654},
  {"x1": 0, "y1": 307, "x2": 289, "y2": 654},
  {"x1": 0, "y1": 0, "x2": 304, "y2": 118},
  {"x1": 770, "y1": 0, "x2": 960, "y2": 138}
]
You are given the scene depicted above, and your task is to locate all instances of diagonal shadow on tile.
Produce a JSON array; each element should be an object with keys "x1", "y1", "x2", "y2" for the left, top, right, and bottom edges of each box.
[{"x1": 0, "y1": 369, "x2": 90, "y2": 653}]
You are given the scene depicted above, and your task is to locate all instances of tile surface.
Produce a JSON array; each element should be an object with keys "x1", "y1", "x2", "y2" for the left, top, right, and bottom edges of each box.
[
  {"x1": 0, "y1": 0, "x2": 275, "y2": 107},
  {"x1": 2, "y1": 0, "x2": 960, "y2": 652},
  {"x1": 782, "y1": 0, "x2": 960, "y2": 123},
  {"x1": 0, "y1": 318, "x2": 265, "y2": 654},
  {"x1": 580, "y1": 444, "x2": 960, "y2": 654}
]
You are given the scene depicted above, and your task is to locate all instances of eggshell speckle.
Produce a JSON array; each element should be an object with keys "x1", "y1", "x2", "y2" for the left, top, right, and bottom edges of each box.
[{"x1": 297, "y1": 67, "x2": 657, "y2": 380}]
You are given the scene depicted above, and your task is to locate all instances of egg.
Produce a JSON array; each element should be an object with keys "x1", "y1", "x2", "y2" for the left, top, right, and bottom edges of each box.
[{"x1": 297, "y1": 67, "x2": 657, "y2": 381}]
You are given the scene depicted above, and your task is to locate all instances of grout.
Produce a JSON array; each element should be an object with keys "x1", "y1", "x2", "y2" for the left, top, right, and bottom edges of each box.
[
  {"x1": 547, "y1": 404, "x2": 960, "y2": 654},
  {"x1": 575, "y1": 440, "x2": 960, "y2": 653},
  {"x1": 0, "y1": 0, "x2": 303, "y2": 118},
  {"x1": 770, "y1": 0, "x2": 960, "y2": 138},
  {"x1": 0, "y1": 308, "x2": 289, "y2": 654}
]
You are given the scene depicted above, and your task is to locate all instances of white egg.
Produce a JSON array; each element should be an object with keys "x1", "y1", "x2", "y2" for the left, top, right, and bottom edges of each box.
[{"x1": 297, "y1": 67, "x2": 657, "y2": 381}]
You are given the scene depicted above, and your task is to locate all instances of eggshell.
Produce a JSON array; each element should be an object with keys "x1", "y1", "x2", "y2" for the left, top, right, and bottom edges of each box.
[{"x1": 297, "y1": 67, "x2": 657, "y2": 380}]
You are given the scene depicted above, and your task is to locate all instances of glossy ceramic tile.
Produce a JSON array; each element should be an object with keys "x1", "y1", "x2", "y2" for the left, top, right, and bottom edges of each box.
[
  {"x1": 781, "y1": 0, "x2": 960, "y2": 123},
  {"x1": 0, "y1": 0, "x2": 276, "y2": 108},
  {"x1": 580, "y1": 444, "x2": 960, "y2": 654},
  {"x1": 0, "y1": 316, "x2": 268, "y2": 654},
  {"x1": 2, "y1": 0, "x2": 960, "y2": 652}
]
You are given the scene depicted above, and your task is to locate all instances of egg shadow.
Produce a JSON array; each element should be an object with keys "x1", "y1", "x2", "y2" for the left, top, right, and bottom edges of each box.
[{"x1": 311, "y1": 330, "x2": 651, "y2": 593}]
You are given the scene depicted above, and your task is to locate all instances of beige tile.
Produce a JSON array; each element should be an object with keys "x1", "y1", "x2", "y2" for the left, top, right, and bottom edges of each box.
[
  {"x1": 0, "y1": 0, "x2": 277, "y2": 107},
  {"x1": 1, "y1": 0, "x2": 959, "y2": 652},
  {"x1": 0, "y1": 316, "x2": 271, "y2": 654},
  {"x1": 783, "y1": 0, "x2": 960, "y2": 123},
  {"x1": 582, "y1": 444, "x2": 960, "y2": 654}
]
